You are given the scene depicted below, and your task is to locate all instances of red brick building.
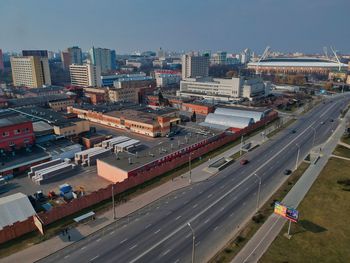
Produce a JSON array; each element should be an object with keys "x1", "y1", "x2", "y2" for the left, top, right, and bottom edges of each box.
[{"x1": 0, "y1": 111, "x2": 35, "y2": 152}]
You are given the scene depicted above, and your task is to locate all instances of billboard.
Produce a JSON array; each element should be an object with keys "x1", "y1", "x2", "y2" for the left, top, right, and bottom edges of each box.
[{"x1": 274, "y1": 202, "x2": 299, "y2": 223}]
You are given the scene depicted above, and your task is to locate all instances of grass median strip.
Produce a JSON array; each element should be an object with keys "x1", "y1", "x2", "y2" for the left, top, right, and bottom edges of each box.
[
  {"x1": 333, "y1": 144, "x2": 350, "y2": 159},
  {"x1": 260, "y1": 157, "x2": 350, "y2": 263},
  {"x1": 209, "y1": 162, "x2": 310, "y2": 263}
]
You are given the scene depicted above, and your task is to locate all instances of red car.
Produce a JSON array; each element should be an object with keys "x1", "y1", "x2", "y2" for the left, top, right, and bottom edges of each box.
[{"x1": 240, "y1": 159, "x2": 249, "y2": 165}]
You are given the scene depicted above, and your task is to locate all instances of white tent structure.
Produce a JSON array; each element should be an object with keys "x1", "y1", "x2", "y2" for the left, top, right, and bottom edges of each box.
[
  {"x1": 214, "y1": 108, "x2": 264, "y2": 122},
  {"x1": 203, "y1": 113, "x2": 254, "y2": 130},
  {"x1": 0, "y1": 193, "x2": 36, "y2": 229}
]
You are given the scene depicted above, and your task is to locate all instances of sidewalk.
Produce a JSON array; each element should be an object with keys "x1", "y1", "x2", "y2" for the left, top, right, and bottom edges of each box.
[
  {"x1": 2, "y1": 118, "x2": 279, "y2": 263},
  {"x1": 232, "y1": 109, "x2": 349, "y2": 263}
]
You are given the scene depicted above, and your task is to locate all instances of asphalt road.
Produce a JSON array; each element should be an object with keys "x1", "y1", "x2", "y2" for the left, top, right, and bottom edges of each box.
[{"x1": 38, "y1": 95, "x2": 350, "y2": 263}]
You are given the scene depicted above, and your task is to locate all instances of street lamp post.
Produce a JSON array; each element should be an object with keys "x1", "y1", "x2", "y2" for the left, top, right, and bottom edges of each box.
[
  {"x1": 240, "y1": 135, "x2": 244, "y2": 156},
  {"x1": 295, "y1": 143, "x2": 300, "y2": 170},
  {"x1": 254, "y1": 173, "x2": 261, "y2": 213},
  {"x1": 187, "y1": 222, "x2": 196, "y2": 263},
  {"x1": 112, "y1": 184, "x2": 116, "y2": 220}
]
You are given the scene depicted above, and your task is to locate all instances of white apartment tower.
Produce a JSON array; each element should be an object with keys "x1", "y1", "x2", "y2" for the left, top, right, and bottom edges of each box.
[
  {"x1": 69, "y1": 64, "x2": 101, "y2": 87},
  {"x1": 181, "y1": 53, "x2": 209, "y2": 79}
]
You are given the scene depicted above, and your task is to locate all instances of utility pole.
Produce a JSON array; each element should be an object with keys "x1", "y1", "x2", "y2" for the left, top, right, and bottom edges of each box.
[
  {"x1": 287, "y1": 220, "x2": 292, "y2": 239},
  {"x1": 240, "y1": 135, "x2": 244, "y2": 156},
  {"x1": 254, "y1": 173, "x2": 261, "y2": 213},
  {"x1": 112, "y1": 184, "x2": 116, "y2": 220},
  {"x1": 295, "y1": 143, "x2": 300, "y2": 170},
  {"x1": 187, "y1": 222, "x2": 196, "y2": 263}
]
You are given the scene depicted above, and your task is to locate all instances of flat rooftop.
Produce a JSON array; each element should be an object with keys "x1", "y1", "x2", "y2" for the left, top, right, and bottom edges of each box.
[
  {"x1": 0, "y1": 146, "x2": 50, "y2": 173},
  {"x1": 100, "y1": 128, "x2": 220, "y2": 172},
  {"x1": 0, "y1": 111, "x2": 31, "y2": 128}
]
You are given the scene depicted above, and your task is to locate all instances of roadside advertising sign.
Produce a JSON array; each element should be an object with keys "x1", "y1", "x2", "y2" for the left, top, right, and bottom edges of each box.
[{"x1": 274, "y1": 202, "x2": 299, "y2": 222}]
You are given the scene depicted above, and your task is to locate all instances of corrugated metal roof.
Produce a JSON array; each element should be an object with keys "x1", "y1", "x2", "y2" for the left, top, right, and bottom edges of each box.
[
  {"x1": 0, "y1": 193, "x2": 36, "y2": 229},
  {"x1": 204, "y1": 113, "x2": 254, "y2": 129},
  {"x1": 215, "y1": 108, "x2": 264, "y2": 122}
]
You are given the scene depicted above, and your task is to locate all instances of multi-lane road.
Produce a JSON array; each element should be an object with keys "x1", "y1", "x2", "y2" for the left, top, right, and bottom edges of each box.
[{"x1": 39, "y1": 94, "x2": 350, "y2": 263}]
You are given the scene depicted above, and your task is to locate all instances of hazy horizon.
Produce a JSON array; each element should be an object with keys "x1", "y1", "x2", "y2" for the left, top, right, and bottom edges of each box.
[{"x1": 0, "y1": 0, "x2": 349, "y2": 54}]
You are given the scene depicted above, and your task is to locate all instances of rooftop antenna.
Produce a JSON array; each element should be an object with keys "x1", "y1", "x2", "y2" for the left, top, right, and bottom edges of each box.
[{"x1": 330, "y1": 46, "x2": 342, "y2": 71}]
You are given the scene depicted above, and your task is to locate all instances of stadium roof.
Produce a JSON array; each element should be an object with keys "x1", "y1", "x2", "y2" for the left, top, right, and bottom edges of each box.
[
  {"x1": 0, "y1": 193, "x2": 36, "y2": 229},
  {"x1": 248, "y1": 57, "x2": 347, "y2": 68}
]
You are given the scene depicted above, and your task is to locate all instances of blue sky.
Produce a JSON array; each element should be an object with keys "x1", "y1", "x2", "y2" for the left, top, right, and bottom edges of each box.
[{"x1": 0, "y1": 0, "x2": 349, "y2": 54}]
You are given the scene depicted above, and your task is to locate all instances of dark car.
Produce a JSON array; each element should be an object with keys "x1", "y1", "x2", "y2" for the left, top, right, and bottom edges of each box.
[
  {"x1": 291, "y1": 129, "x2": 296, "y2": 134},
  {"x1": 284, "y1": 169, "x2": 292, "y2": 175},
  {"x1": 240, "y1": 159, "x2": 249, "y2": 165},
  {"x1": 330, "y1": 119, "x2": 334, "y2": 122}
]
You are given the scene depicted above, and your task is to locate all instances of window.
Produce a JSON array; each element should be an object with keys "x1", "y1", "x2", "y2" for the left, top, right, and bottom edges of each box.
[
  {"x1": 2, "y1": 132, "x2": 9, "y2": 137},
  {"x1": 14, "y1": 129, "x2": 21, "y2": 135}
]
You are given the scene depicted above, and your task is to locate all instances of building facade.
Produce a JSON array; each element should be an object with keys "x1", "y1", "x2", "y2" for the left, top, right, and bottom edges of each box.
[
  {"x1": 182, "y1": 54, "x2": 209, "y2": 79},
  {"x1": 178, "y1": 76, "x2": 266, "y2": 101},
  {"x1": 0, "y1": 111, "x2": 35, "y2": 152},
  {"x1": 89, "y1": 47, "x2": 116, "y2": 74},
  {"x1": 69, "y1": 64, "x2": 101, "y2": 87},
  {"x1": 10, "y1": 56, "x2": 51, "y2": 88}
]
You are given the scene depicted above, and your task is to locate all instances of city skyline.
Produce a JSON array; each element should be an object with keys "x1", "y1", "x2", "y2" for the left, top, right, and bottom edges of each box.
[{"x1": 0, "y1": 0, "x2": 349, "y2": 54}]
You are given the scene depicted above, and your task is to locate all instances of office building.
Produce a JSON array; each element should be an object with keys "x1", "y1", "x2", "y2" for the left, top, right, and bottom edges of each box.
[
  {"x1": 10, "y1": 56, "x2": 51, "y2": 88},
  {"x1": 61, "y1": 46, "x2": 83, "y2": 70},
  {"x1": 210, "y1": 51, "x2": 227, "y2": 65},
  {"x1": 178, "y1": 76, "x2": 267, "y2": 101},
  {"x1": 22, "y1": 50, "x2": 48, "y2": 57},
  {"x1": 89, "y1": 47, "x2": 116, "y2": 74},
  {"x1": 0, "y1": 49, "x2": 4, "y2": 71},
  {"x1": 182, "y1": 53, "x2": 209, "y2": 79},
  {"x1": 69, "y1": 64, "x2": 101, "y2": 87}
]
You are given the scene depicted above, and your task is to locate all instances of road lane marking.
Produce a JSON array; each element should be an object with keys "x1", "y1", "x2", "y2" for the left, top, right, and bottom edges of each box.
[
  {"x1": 186, "y1": 233, "x2": 191, "y2": 238},
  {"x1": 195, "y1": 241, "x2": 200, "y2": 246},
  {"x1": 145, "y1": 224, "x2": 152, "y2": 229},
  {"x1": 110, "y1": 231, "x2": 115, "y2": 235},
  {"x1": 204, "y1": 218, "x2": 210, "y2": 224},
  {"x1": 81, "y1": 246, "x2": 86, "y2": 250},
  {"x1": 174, "y1": 259, "x2": 180, "y2": 263},
  {"x1": 219, "y1": 207, "x2": 225, "y2": 212},
  {"x1": 129, "y1": 244, "x2": 138, "y2": 250},
  {"x1": 175, "y1": 216, "x2": 182, "y2": 221},
  {"x1": 129, "y1": 115, "x2": 320, "y2": 263},
  {"x1": 207, "y1": 194, "x2": 213, "y2": 198},
  {"x1": 64, "y1": 255, "x2": 70, "y2": 259},
  {"x1": 96, "y1": 238, "x2": 101, "y2": 242},
  {"x1": 154, "y1": 228, "x2": 161, "y2": 234},
  {"x1": 192, "y1": 204, "x2": 198, "y2": 208},
  {"x1": 120, "y1": 238, "x2": 128, "y2": 244},
  {"x1": 214, "y1": 226, "x2": 219, "y2": 231},
  {"x1": 90, "y1": 255, "x2": 99, "y2": 261},
  {"x1": 162, "y1": 249, "x2": 171, "y2": 256}
]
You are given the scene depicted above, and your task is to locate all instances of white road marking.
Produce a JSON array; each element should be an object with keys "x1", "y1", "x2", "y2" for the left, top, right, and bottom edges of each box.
[
  {"x1": 174, "y1": 259, "x2": 180, "y2": 263},
  {"x1": 174, "y1": 196, "x2": 178, "y2": 199},
  {"x1": 192, "y1": 204, "x2": 198, "y2": 208},
  {"x1": 64, "y1": 255, "x2": 70, "y2": 259},
  {"x1": 186, "y1": 233, "x2": 191, "y2": 238},
  {"x1": 81, "y1": 246, "x2": 86, "y2": 250},
  {"x1": 129, "y1": 116, "x2": 319, "y2": 263},
  {"x1": 162, "y1": 249, "x2": 171, "y2": 256},
  {"x1": 214, "y1": 226, "x2": 219, "y2": 231},
  {"x1": 204, "y1": 218, "x2": 210, "y2": 224},
  {"x1": 156, "y1": 206, "x2": 160, "y2": 209},
  {"x1": 154, "y1": 228, "x2": 161, "y2": 234},
  {"x1": 182, "y1": 191, "x2": 186, "y2": 195},
  {"x1": 120, "y1": 238, "x2": 128, "y2": 244},
  {"x1": 175, "y1": 216, "x2": 182, "y2": 221},
  {"x1": 195, "y1": 241, "x2": 200, "y2": 246},
  {"x1": 110, "y1": 231, "x2": 115, "y2": 235},
  {"x1": 96, "y1": 238, "x2": 101, "y2": 242},
  {"x1": 207, "y1": 194, "x2": 213, "y2": 198},
  {"x1": 219, "y1": 207, "x2": 225, "y2": 212},
  {"x1": 145, "y1": 224, "x2": 152, "y2": 229},
  {"x1": 90, "y1": 255, "x2": 99, "y2": 261},
  {"x1": 129, "y1": 244, "x2": 138, "y2": 250}
]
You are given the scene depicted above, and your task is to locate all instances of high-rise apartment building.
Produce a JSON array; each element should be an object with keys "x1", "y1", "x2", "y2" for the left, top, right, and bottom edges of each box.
[
  {"x1": 181, "y1": 53, "x2": 209, "y2": 79},
  {"x1": 0, "y1": 49, "x2": 4, "y2": 71},
  {"x1": 69, "y1": 64, "x2": 101, "y2": 87},
  {"x1": 89, "y1": 47, "x2": 116, "y2": 74},
  {"x1": 10, "y1": 56, "x2": 51, "y2": 88}
]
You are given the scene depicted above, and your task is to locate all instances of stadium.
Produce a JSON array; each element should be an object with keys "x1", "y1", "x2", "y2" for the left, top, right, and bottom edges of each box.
[{"x1": 248, "y1": 57, "x2": 348, "y2": 75}]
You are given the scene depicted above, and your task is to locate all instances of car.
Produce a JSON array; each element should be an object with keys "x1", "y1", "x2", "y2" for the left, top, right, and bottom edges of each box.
[
  {"x1": 291, "y1": 129, "x2": 296, "y2": 134},
  {"x1": 240, "y1": 159, "x2": 249, "y2": 165},
  {"x1": 330, "y1": 119, "x2": 334, "y2": 122},
  {"x1": 284, "y1": 169, "x2": 292, "y2": 175},
  {"x1": 320, "y1": 121, "x2": 325, "y2": 125}
]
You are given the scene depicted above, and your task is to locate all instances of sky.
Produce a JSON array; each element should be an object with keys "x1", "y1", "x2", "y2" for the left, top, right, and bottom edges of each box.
[{"x1": 0, "y1": 0, "x2": 349, "y2": 54}]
